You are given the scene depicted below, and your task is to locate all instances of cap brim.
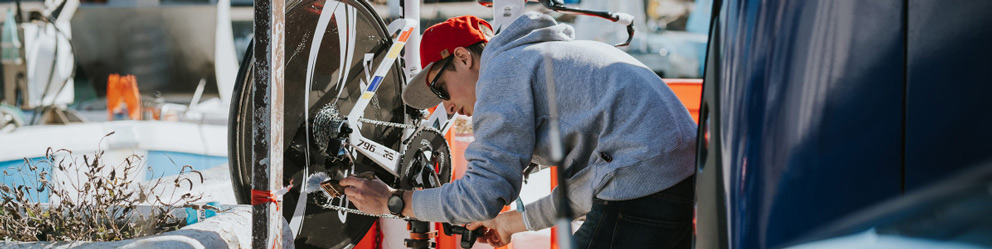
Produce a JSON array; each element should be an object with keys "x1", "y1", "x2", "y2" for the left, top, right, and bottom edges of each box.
[{"x1": 402, "y1": 61, "x2": 443, "y2": 110}]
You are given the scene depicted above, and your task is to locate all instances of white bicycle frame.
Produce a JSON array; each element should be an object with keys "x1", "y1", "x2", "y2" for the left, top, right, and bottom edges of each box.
[{"x1": 345, "y1": 18, "x2": 458, "y2": 178}]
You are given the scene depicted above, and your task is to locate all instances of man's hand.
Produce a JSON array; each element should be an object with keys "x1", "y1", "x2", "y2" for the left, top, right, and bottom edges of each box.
[
  {"x1": 466, "y1": 211, "x2": 527, "y2": 247},
  {"x1": 339, "y1": 176, "x2": 392, "y2": 215}
]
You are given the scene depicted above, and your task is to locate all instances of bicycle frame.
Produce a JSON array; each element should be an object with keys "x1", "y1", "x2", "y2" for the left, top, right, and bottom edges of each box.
[{"x1": 344, "y1": 18, "x2": 458, "y2": 178}]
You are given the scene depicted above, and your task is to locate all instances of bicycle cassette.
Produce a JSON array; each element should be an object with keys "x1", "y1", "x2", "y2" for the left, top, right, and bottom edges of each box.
[
  {"x1": 312, "y1": 104, "x2": 351, "y2": 156},
  {"x1": 399, "y1": 129, "x2": 452, "y2": 189}
]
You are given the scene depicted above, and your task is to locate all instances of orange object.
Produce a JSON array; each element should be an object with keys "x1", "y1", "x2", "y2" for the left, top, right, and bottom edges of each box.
[
  {"x1": 434, "y1": 222, "x2": 457, "y2": 249},
  {"x1": 106, "y1": 74, "x2": 142, "y2": 120},
  {"x1": 353, "y1": 220, "x2": 381, "y2": 249},
  {"x1": 549, "y1": 166, "x2": 559, "y2": 249},
  {"x1": 498, "y1": 205, "x2": 512, "y2": 249},
  {"x1": 664, "y1": 79, "x2": 704, "y2": 123},
  {"x1": 249, "y1": 189, "x2": 283, "y2": 211}
]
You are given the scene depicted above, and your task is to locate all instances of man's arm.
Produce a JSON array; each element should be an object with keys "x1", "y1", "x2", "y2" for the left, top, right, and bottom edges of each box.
[
  {"x1": 401, "y1": 190, "x2": 414, "y2": 218},
  {"x1": 466, "y1": 210, "x2": 528, "y2": 247},
  {"x1": 521, "y1": 166, "x2": 595, "y2": 230},
  {"x1": 409, "y1": 72, "x2": 539, "y2": 223}
]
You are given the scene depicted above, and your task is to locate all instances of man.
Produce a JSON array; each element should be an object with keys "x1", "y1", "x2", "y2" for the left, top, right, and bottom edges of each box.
[{"x1": 340, "y1": 13, "x2": 696, "y2": 248}]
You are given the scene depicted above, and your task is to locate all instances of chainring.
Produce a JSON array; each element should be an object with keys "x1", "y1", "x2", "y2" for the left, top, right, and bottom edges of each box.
[{"x1": 399, "y1": 129, "x2": 452, "y2": 190}]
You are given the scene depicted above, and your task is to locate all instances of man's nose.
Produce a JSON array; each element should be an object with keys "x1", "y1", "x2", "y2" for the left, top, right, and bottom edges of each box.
[{"x1": 443, "y1": 101, "x2": 456, "y2": 115}]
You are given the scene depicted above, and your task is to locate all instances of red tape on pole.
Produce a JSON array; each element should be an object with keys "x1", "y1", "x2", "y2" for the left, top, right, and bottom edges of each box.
[{"x1": 251, "y1": 182, "x2": 293, "y2": 211}]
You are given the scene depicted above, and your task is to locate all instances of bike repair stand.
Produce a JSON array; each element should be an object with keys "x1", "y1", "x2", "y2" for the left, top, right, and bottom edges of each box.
[
  {"x1": 392, "y1": 1, "x2": 428, "y2": 248},
  {"x1": 404, "y1": 220, "x2": 484, "y2": 249},
  {"x1": 404, "y1": 221, "x2": 432, "y2": 249}
]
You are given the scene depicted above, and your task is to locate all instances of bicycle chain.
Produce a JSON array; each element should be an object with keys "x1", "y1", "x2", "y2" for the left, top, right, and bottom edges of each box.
[
  {"x1": 310, "y1": 117, "x2": 437, "y2": 220},
  {"x1": 356, "y1": 117, "x2": 442, "y2": 134},
  {"x1": 318, "y1": 202, "x2": 413, "y2": 220}
]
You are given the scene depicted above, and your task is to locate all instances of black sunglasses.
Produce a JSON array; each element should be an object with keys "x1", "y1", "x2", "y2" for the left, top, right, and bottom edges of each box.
[{"x1": 429, "y1": 56, "x2": 454, "y2": 100}]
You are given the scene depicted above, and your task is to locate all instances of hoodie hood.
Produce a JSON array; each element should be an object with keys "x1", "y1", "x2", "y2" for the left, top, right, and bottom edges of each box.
[{"x1": 483, "y1": 12, "x2": 575, "y2": 60}]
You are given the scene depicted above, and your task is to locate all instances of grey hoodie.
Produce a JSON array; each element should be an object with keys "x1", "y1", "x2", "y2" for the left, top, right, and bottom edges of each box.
[{"x1": 411, "y1": 12, "x2": 696, "y2": 230}]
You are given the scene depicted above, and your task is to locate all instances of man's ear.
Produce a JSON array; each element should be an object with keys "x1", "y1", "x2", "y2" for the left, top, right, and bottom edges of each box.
[{"x1": 453, "y1": 47, "x2": 474, "y2": 70}]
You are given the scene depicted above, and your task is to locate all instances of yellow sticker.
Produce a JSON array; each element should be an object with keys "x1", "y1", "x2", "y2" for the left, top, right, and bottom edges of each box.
[
  {"x1": 361, "y1": 92, "x2": 375, "y2": 99},
  {"x1": 386, "y1": 42, "x2": 405, "y2": 59}
]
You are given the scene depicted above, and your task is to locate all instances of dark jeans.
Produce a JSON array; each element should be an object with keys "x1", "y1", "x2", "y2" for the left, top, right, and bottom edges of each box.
[{"x1": 573, "y1": 175, "x2": 695, "y2": 249}]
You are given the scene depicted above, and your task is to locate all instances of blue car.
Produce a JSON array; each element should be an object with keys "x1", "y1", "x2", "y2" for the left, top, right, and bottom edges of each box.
[
  {"x1": 785, "y1": 162, "x2": 992, "y2": 249},
  {"x1": 694, "y1": 0, "x2": 992, "y2": 248}
]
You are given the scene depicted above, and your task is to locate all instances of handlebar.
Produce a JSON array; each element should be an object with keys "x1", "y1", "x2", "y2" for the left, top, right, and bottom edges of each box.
[
  {"x1": 475, "y1": 0, "x2": 635, "y2": 47},
  {"x1": 537, "y1": 0, "x2": 636, "y2": 47}
]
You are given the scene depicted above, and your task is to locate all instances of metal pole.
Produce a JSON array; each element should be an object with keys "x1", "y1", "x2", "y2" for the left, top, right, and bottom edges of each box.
[
  {"x1": 544, "y1": 57, "x2": 573, "y2": 249},
  {"x1": 252, "y1": 0, "x2": 285, "y2": 248},
  {"x1": 402, "y1": 0, "x2": 421, "y2": 77}
]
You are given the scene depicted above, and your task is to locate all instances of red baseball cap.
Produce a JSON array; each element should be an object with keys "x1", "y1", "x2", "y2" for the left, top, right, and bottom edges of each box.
[{"x1": 403, "y1": 15, "x2": 494, "y2": 109}]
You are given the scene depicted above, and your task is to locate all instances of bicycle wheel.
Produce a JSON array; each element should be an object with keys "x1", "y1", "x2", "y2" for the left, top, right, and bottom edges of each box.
[{"x1": 228, "y1": 1, "x2": 407, "y2": 248}]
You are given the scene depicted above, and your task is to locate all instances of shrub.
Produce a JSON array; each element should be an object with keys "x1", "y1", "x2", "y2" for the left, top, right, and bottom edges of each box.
[{"x1": 0, "y1": 132, "x2": 204, "y2": 241}]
